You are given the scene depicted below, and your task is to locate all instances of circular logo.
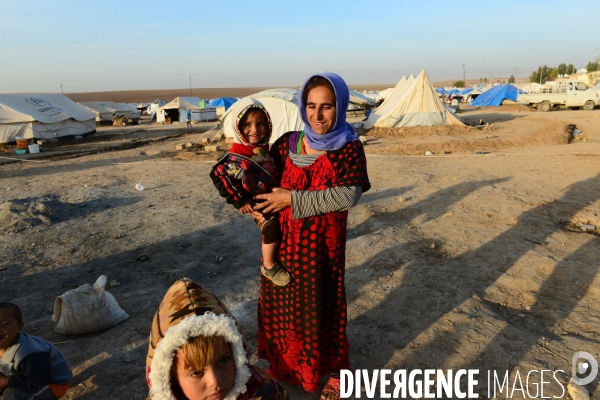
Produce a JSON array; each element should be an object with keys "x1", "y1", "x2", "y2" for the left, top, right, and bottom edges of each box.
[{"x1": 25, "y1": 97, "x2": 51, "y2": 107}]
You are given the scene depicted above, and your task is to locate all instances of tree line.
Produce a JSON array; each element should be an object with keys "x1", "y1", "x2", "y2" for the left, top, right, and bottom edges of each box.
[{"x1": 530, "y1": 61, "x2": 599, "y2": 83}]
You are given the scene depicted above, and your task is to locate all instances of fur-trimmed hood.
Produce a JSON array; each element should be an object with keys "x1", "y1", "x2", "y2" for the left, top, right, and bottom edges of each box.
[{"x1": 146, "y1": 278, "x2": 251, "y2": 400}]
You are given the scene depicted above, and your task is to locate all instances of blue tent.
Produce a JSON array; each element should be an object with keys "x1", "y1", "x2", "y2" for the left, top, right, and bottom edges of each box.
[
  {"x1": 435, "y1": 87, "x2": 446, "y2": 94},
  {"x1": 470, "y1": 84, "x2": 518, "y2": 106},
  {"x1": 447, "y1": 88, "x2": 460, "y2": 95},
  {"x1": 209, "y1": 97, "x2": 237, "y2": 110},
  {"x1": 460, "y1": 87, "x2": 475, "y2": 95}
]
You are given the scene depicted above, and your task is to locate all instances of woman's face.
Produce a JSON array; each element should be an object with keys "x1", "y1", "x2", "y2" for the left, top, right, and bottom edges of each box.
[
  {"x1": 306, "y1": 85, "x2": 336, "y2": 135},
  {"x1": 174, "y1": 337, "x2": 236, "y2": 400}
]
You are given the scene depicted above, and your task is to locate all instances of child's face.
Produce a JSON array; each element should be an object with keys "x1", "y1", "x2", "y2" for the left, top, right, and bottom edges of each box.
[
  {"x1": 0, "y1": 309, "x2": 24, "y2": 353},
  {"x1": 174, "y1": 336, "x2": 236, "y2": 400},
  {"x1": 239, "y1": 109, "x2": 267, "y2": 145}
]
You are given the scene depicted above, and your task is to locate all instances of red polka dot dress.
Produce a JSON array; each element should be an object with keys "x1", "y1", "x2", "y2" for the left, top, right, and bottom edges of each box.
[{"x1": 257, "y1": 132, "x2": 370, "y2": 392}]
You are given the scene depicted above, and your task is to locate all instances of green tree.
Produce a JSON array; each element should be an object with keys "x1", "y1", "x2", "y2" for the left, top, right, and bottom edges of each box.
[
  {"x1": 586, "y1": 61, "x2": 598, "y2": 72},
  {"x1": 567, "y1": 64, "x2": 575, "y2": 74},
  {"x1": 530, "y1": 71, "x2": 539, "y2": 82},
  {"x1": 548, "y1": 67, "x2": 559, "y2": 79},
  {"x1": 530, "y1": 65, "x2": 551, "y2": 83},
  {"x1": 558, "y1": 63, "x2": 567, "y2": 75},
  {"x1": 452, "y1": 80, "x2": 465, "y2": 87},
  {"x1": 484, "y1": 77, "x2": 488, "y2": 83},
  {"x1": 508, "y1": 75, "x2": 515, "y2": 83}
]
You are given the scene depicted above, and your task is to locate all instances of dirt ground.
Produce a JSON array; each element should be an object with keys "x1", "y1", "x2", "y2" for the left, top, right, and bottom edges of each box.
[{"x1": 1, "y1": 104, "x2": 599, "y2": 400}]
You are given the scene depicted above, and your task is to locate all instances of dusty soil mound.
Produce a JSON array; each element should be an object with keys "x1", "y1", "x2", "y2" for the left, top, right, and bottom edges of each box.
[
  {"x1": 0, "y1": 200, "x2": 54, "y2": 233},
  {"x1": 363, "y1": 116, "x2": 572, "y2": 155}
]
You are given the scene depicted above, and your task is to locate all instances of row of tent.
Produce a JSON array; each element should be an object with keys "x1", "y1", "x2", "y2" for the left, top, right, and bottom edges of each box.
[
  {"x1": 0, "y1": 95, "x2": 244, "y2": 143},
  {"x1": 2, "y1": 72, "x2": 531, "y2": 144}
]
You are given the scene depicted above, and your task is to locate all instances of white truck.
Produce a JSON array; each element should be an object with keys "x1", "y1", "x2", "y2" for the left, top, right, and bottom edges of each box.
[{"x1": 517, "y1": 80, "x2": 599, "y2": 111}]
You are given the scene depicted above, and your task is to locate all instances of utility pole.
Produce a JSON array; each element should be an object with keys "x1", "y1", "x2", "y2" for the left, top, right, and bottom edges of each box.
[
  {"x1": 189, "y1": 76, "x2": 192, "y2": 96},
  {"x1": 60, "y1": 84, "x2": 63, "y2": 94},
  {"x1": 462, "y1": 63, "x2": 465, "y2": 86}
]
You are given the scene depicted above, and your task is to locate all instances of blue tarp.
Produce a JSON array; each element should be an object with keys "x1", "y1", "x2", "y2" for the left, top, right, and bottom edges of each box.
[
  {"x1": 460, "y1": 87, "x2": 475, "y2": 95},
  {"x1": 209, "y1": 97, "x2": 237, "y2": 110},
  {"x1": 435, "y1": 87, "x2": 446, "y2": 94},
  {"x1": 447, "y1": 88, "x2": 460, "y2": 95},
  {"x1": 470, "y1": 84, "x2": 518, "y2": 106}
]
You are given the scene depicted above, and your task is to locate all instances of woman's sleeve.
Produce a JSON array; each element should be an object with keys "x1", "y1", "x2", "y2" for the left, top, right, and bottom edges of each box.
[
  {"x1": 328, "y1": 139, "x2": 370, "y2": 192},
  {"x1": 291, "y1": 185, "x2": 362, "y2": 219}
]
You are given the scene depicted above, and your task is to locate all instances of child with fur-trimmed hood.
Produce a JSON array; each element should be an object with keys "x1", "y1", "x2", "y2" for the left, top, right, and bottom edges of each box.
[{"x1": 145, "y1": 278, "x2": 289, "y2": 400}]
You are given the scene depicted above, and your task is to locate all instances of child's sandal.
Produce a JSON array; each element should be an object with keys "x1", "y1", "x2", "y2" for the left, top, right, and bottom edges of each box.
[{"x1": 261, "y1": 262, "x2": 291, "y2": 286}]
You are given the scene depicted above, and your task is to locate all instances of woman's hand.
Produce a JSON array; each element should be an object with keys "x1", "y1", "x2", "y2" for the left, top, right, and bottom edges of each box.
[{"x1": 254, "y1": 187, "x2": 291, "y2": 214}]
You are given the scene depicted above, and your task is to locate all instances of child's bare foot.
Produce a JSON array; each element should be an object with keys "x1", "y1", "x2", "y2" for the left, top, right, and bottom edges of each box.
[{"x1": 261, "y1": 262, "x2": 291, "y2": 286}]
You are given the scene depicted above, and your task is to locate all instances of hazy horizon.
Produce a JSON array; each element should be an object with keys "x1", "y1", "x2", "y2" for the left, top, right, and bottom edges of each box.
[{"x1": 2, "y1": 0, "x2": 597, "y2": 94}]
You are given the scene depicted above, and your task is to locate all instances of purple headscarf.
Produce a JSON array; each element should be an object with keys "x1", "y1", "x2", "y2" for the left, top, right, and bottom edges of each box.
[{"x1": 299, "y1": 72, "x2": 359, "y2": 151}]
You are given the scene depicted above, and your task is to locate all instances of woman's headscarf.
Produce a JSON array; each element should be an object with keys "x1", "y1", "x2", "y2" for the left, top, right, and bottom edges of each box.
[
  {"x1": 299, "y1": 72, "x2": 359, "y2": 151},
  {"x1": 228, "y1": 97, "x2": 273, "y2": 158}
]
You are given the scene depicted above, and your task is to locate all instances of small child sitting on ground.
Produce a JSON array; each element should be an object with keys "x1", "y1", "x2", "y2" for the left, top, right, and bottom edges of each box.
[
  {"x1": 145, "y1": 278, "x2": 289, "y2": 400},
  {"x1": 210, "y1": 98, "x2": 291, "y2": 286},
  {"x1": 0, "y1": 303, "x2": 72, "y2": 400}
]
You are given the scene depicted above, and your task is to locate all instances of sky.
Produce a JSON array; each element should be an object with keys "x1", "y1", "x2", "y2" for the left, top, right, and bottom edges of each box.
[{"x1": 1, "y1": 0, "x2": 598, "y2": 93}]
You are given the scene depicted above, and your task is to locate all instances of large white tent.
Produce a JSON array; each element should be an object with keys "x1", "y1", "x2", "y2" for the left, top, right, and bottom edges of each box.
[
  {"x1": 79, "y1": 101, "x2": 133, "y2": 124},
  {"x1": 220, "y1": 89, "x2": 304, "y2": 143},
  {"x1": 0, "y1": 94, "x2": 96, "y2": 143},
  {"x1": 156, "y1": 97, "x2": 216, "y2": 123},
  {"x1": 363, "y1": 71, "x2": 463, "y2": 128}
]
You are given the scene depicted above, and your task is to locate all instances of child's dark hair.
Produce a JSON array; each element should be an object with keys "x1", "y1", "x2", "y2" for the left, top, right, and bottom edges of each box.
[
  {"x1": 240, "y1": 106, "x2": 267, "y2": 123},
  {"x1": 302, "y1": 75, "x2": 336, "y2": 105},
  {"x1": 0, "y1": 302, "x2": 23, "y2": 324}
]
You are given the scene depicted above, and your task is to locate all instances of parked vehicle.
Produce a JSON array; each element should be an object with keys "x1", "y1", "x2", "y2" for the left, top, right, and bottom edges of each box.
[
  {"x1": 444, "y1": 94, "x2": 463, "y2": 112},
  {"x1": 517, "y1": 80, "x2": 599, "y2": 111}
]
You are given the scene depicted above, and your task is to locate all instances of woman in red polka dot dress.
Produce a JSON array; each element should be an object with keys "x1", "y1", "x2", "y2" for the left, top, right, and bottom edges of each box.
[{"x1": 254, "y1": 72, "x2": 370, "y2": 400}]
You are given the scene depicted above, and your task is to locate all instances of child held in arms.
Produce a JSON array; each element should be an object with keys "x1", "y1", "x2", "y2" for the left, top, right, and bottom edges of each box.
[
  {"x1": 210, "y1": 99, "x2": 291, "y2": 286},
  {"x1": 0, "y1": 303, "x2": 72, "y2": 400}
]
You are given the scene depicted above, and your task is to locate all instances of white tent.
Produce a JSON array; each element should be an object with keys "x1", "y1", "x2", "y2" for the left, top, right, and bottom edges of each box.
[
  {"x1": 0, "y1": 94, "x2": 96, "y2": 143},
  {"x1": 375, "y1": 88, "x2": 395, "y2": 103},
  {"x1": 363, "y1": 70, "x2": 464, "y2": 128},
  {"x1": 156, "y1": 97, "x2": 216, "y2": 123},
  {"x1": 221, "y1": 89, "x2": 304, "y2": 143},
  {"x1": 117, "y1": 103, "x2": 140, "y2": 119},
  {"x1": 149, "y1": 98, "x2": 168, "y2": 115},
  {"x1": 79, "y1": 101, "x2": 133, "y2": 123},
  {"x1": 348, "y1": 90, "x2": 374, "y2": 105}
]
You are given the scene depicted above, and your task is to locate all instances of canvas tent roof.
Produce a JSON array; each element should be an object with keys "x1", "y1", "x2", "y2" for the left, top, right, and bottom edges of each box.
[
  {"x1": 375, "y1": 88, "x2": 394, "y2": 103},
  {"x1": 153, "y1": 98, "x2": 168, "y2": 106},
  {"x1": 117, "y1": 103, "x2": 140, "y2": 118},
  {"x1": 249, "y1": 88, "x2": 299, "y2": 103},
  {"x1": 79, "y1": 101, "x2": 132, "y2": 114},
  {"x1": 0, "y1": 94, "x2": 95, "y2": 124},
  {"x1": 209, "y1": 97, "x2": 237, "y2": 110},
  {"x1": 470, "y1": 84, "x2": 517, "y2": 106},
  {"x1": 157, "y1": 97, "x2": 212, "y2": 111},
  {"x1": 0, "y1": 94, "x2": 96, "y2": 143},
  {"x1": 363, "y1": 70, "x2": 464, "y2": 128},
  {"x1": 221, "y1": 92, "x2": 304, "y2": 143},
  {"x1": 348, "y1": 90, "x2": 374, "y2": 105}
]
